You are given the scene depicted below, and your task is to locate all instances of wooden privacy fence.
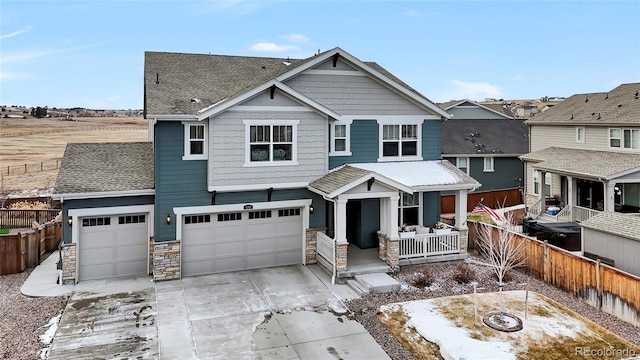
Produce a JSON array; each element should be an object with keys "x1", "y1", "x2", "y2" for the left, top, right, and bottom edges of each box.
[
  {"x1": 0, "y1": 209, "x2": 60, "y2": 228},
  {"x1": 0, "y1": 221, "x2": 61, "y2": 275},
  {"x1": 468, "y1": 220, "x2": 640, "y2": 328},
  {"x1": 441, "y1": 187, "x2": 522, "y2": 214}
]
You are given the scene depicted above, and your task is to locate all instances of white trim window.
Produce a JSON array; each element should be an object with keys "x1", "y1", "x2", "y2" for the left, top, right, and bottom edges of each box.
[
  {"x1": 456, "y1": 157, "x2": 469, "y2": 174},
  {"x1": 399, "y1": 192, "x2": 420, "y2": 226},
  {"x1": 244, "y1": 120, "x2": 299, "y2": 166},
  {"x1": 183, "y1": 122, "x2": 207, "y2": 160},
  {"x1": 483, "y1": 157, "x2": 494, "y2": 172},
  {"x1": 609, "y1": 128, "x2": 639, "y2": 150},
  {"x1": 330, "y1": 121, "x2": 351, "y2": 156},
  {"x1": 377, "y1": 117, "x2": 423, "y2": 161},
  {"x1": 533, "y1": 170, "x2": 540, "y2": 195},
  {"x1": 576, "y1": 127, "x2": 585, "y2": 143}
]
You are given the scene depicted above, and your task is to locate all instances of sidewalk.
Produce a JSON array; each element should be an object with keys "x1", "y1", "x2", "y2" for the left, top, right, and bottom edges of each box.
[{"x1": 20, "y1": 251, "x2": 74, "y2": 297}]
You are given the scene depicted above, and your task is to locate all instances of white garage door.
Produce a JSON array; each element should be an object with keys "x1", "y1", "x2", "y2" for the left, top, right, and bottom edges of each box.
[
  {"x1": 78, "y1": 214, "x2": 148, "y2": 281},
  {"x1": 182, "y1": 208, "x2": 303, "y2": 277}
]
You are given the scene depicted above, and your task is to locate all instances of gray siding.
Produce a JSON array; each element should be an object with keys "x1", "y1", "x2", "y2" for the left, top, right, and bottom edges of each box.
[
  {"x1": 62, "y1": 195, "x2": 154, "y2": 244},
  {"x1": 313, "y1": 58, "x2": 357, "y2": 71},
  {"x1": 447, "y1": 107, "x2": 507, "y2": 120},
  {"x1": 208, "y1": 110, "x2": 328, "y2": 187},
  {"x1": 530, "y1": 125, "x2": 611, "y2": 152},
  {"x1": 329, "y1": 119, "x2": 379, "y2": 169},
  {"x1": 155, "y1": 121, "x2": 210, "y2": 242},
  {"x1": 240, "y1": 89, "x2": 305, "y2": 107},
  {"x1": 584, "y1": 228, "x2": 640, "y2": 277},
  {"x1": 422, "y1": 192, "x2": 441, "y2": 227},
  {"x1": 285, "y1": 73, "x2": 428, "y2": 115}
]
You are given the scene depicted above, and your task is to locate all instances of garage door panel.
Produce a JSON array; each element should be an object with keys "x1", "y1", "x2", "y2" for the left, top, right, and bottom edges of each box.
[
  {"x1": 117, "y1": 228, "x2": 148, "y2": 246},
  {"x1": 247, "y1": 253, "x2": 275, "y2": 269},
  {"x1": 183, "y1": 259, "x2": 214, "y2": 277},
  {"x1": 214, "y1": 240, "x2": 245, "y2": 257},
  {"x1": 216, "y1": 256, "x2": 246, "y2": 273},
  {"x1": 81, "y1": 263, "x2": 117, "y2": 281},
  {"x1": 183, "y1": 243, "x2": 214, "y2": 260},
  {"x1": 116, "y1": 259, "x2": 148, "y2": 277},
  {"x1": 276, "y1": 250, "x2": 300, "y2": 265},
  {"x1": 247, "y1": 238, "x2": 275, "y2": 253},
  {"x1": 277, "y1": 236, "x2": 300, "y2": 252},
  {"x1": 214, "y1": 226, "x2": 244, "y2": 241}
]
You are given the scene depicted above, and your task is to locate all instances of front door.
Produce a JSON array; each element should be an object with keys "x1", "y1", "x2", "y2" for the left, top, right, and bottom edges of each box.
[{"x1": 346, "y1": 199, "x2": 380, "y2": 249}]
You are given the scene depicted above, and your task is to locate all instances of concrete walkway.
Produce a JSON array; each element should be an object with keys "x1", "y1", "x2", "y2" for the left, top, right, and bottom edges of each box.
[
  {"x1": 29, "y1": 261, "x2": 390, "y2": 360},
  {"x1": 20, "y1": 251, "x2": 74, "y2": 297}
]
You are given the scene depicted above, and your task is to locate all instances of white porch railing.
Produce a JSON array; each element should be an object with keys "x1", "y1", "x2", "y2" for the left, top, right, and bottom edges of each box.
[
  {"x1": 527, "y1": 197, "x2": 544, "y2": 219},
  {"x1": 555, "y1": 205, "x2": 572, "y2": 222},
  {"x1": 316, "y1": 232, "x2": 336, "y2": 281},
  {"x1": 574, "y1": 205, "x2": 601, "y2": 222},
  {"x1": 399, "y1": 232, "x2": 460, "y2": 259}
]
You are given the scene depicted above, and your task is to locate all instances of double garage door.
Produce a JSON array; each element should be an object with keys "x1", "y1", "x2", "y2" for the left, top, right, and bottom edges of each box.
[
  {"x1": 182, "y1": 207, "x2": 303, "y2": 277},
  {"x1": 78, "y1": 214, "x2": 149, "y2": 281}
]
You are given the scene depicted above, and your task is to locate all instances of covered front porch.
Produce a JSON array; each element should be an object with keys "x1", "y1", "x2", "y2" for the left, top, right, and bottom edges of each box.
[
  {"x1": 308, "y1": 161, "x2": 481, "y2": 282},
  {"x1": 521, "y1": 147, "x2": 640, "y2": 223}
]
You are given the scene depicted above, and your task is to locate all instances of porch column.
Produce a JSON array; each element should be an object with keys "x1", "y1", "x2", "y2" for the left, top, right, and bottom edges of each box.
[
  {"x1": 567, "y1": 176, "x2": 574, "y2": 208},
  {"x1": 379, "y1": 197, "x2": 389, "y2": 235},
  {"x1": 540, "y1": 171, "x2": 547, "y2": 198},
  {"x1": 454, "y1": 189, "x2": 468, "y2": 230},
  {"x1": 388, "y1": 194, "x2": 400, "y2": 240},
  {"x1": 605, "y1": 182, "x2": 616, "y2": 212},
  {"x1": 335, "y1": 197, "x2": 348, "y2": 243}
]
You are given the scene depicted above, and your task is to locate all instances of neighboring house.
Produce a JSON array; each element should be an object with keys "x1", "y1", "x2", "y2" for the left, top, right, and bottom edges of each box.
[
  {"x1": 520, "y1": 83, "x2": 640, "y2": 223},
  {"x1": 580, "y1": 211, "x2": 640, "y2": 277},
  {"x1": 439, "y1": 100, "x2": 528, "y2": 196},
  {"x1": 512, "y1": 103, "x2": 538, "y2": 118},
  {"x1": 53, "y1": 47, "x2": 480, "y2": 283}
]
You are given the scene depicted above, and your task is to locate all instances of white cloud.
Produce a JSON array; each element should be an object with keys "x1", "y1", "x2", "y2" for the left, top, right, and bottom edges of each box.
[
  {"x1": 0, "y1": 71, "x2": 34, "y2": 80},
  {"x1": 0, "y1": 49, "x2": 53, "y2": 64},
  {"x1": 405, "y1": 9, "x2": 421, "y2": 16},
  {"x1": 512, "y1": 74, "x2": 524, "y2": 81},
  {"x1": 280, "y1": 34, "x2": 310, "y2": 43},
  {"x1": 436, "y1": 80, "x2": 503, "y2": 102},
  {"x1": 0, "y1": 26, "x2": 32, "y2": 40},
  {"x1": 249, "y1": 42, "x2": 300, "y2": 52}
]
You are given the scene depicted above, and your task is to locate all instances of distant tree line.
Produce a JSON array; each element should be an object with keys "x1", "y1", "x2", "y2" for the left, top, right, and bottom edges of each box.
[{"x1": 30, "y1": 106, "x2": 48, "y2": 118}]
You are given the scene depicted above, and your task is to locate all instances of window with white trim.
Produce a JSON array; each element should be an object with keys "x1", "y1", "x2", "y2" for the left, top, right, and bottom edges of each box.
[
  {"x1": 244, "y1": 120, "x2": 298, "y2": 166},
  {"x1": 609, "y1": 128, "x2": 639, "y2": 149},
  {"x1": 456, "y1": 157, "x2": 469, "y2": 174},
  {"x1": 398, "y1": 192, "x2": 419, "y2": 226},
  {"x1": 382, "y1": 124, "x2": 417, "y2": 157},
  {"x1": 183, "y1": 122, "x2": 207, "y2": 160},
  {"x1": 483, "y1": 157, "x2": 494, "y2": 172},
  {"x1": 576, "y1": 127, "x2": 585, "y2": 143},
  {"x1": 544, "y1": 172, "x2": 552, "y2": 197},
  {"x1": 533, "y1": 170, "x2": 540, "y2": 195}
]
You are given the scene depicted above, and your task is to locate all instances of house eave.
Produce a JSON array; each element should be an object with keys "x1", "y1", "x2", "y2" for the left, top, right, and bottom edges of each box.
[
  {"x1": 52, "y1": 189, "x2": 155, "y2": 202},
  {"x1": 146, "y1": 114, "x2": 198, "y2": 121}
]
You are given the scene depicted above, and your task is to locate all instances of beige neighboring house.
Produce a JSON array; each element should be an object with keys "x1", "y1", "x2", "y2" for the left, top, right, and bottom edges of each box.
[{"x1": 520, "y1": 83, "x2": 640, "y2": 223}]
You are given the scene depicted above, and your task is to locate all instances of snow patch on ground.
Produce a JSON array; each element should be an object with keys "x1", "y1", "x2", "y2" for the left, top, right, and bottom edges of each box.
[{"x1": 38, "y1": 314, "x2": 61, "y2": 359}]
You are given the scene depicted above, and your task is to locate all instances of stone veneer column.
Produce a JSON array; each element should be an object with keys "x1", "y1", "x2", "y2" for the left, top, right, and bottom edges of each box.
[
  {"x1": 377, "y1": 231, "x2": 387, "y2": 261},
  {"x1": 458, "y1": 228, "x2": 468, "y2": 254},
  {"x1": 60, "y1": 243, "x2": 76, "y2": 284},
  {"x1": 335, "y1": 241, "x2": 348, "y2": 272},
  {"x1": 305, "y1": 228, "x2": 321, "y2": 264},
  {"x1": 386, "y1": 237, "x2": 399, "y2": 268},
  {"x1": 153, "y1": 240, "x2": 181, "y2": 281}
]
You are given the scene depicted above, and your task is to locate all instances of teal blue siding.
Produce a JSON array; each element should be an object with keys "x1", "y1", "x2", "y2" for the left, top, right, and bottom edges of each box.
[
  {"x1": 422, "y1": 120, "x2": 441, "y2": 160},
  {"x1": 443, "y1": 156, "x2": 524, "y2": 191},
  {"x1": 329, "y1": 119, "x2": 379, "y2": 169},
  {"x1": 422, "y1": 192, "x2": 441, "y2": 227},
  {"x1": 155, "y1": 121, "x2": 209, "y2": 241},
  {"x1": 61, "y1": 195, "x2": 154, "y2": 244},
  {"x1": 216, "y1": 188, "x2": 326, "y2": 228}
]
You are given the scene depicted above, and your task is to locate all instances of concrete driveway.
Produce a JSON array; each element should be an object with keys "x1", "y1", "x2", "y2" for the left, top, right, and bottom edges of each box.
[{"x1": 47, "y1": 265, "x2": 390, "y2": 359}]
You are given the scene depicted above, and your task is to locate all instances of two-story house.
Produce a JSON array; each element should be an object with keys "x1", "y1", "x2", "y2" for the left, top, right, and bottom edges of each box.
[
  {"x1": 53, "y1": 47, "x2": 480, "y2": 283},
  {"x1": 439, "y1": 100, "x2": 528, "y2": 205},
  {"x1": 520, "y1": 83, "x2": 640, "y2": 222}
]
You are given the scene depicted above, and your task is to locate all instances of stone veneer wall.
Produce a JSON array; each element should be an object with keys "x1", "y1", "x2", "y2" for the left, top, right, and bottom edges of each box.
[
  {"x1": 153, "y1": 240, "x2": 180, "y2": 281},
  {"x1": 385, "y1": 237, "x2": 399, "y2": 269},
  {"x1": 377, "y1": 232, "x2": 387, "y2": 261},
  {"x1": 458, "y1": 228, "x2": 468, "y2": 254},
  {"x1": 60, "y1": 243, "x2": 76, "y2": 284},
  {"x1": 335, "y1": 241, "x2": 348, "y2": 272},
  {"x1": 305, "y1": 228, "x2": 325, "y2": 265}
]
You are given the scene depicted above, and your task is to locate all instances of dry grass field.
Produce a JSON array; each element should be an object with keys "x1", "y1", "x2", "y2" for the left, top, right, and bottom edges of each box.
[{"x1": 0, "y1": 116, "x2": 148, "y2": 193}]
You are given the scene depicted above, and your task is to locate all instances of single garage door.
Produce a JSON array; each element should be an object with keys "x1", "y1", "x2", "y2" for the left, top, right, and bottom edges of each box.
[
  {"x1": 182, "y1": 208, "x2": 303, "y2": 277},
  {"x1": 78, "y1": 214, "x2": 149, "y2": 281}
]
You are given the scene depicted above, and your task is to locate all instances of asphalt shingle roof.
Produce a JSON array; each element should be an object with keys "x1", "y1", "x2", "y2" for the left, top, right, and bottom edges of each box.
[
  {"x1": 442, "y1": 119, "x2": 529, "y2": 155},
  {"x1": 308, "y1": 165, "x2": 370, "y2": 195},
  {"x1": 581, "y1": 211, "x2": 640, "y2": 241},
  {"x1": 53, "y1": 142, "x2": 154, "y2": 194},
  {"x1": 525, "y1": 83, "x2": 640, "y2": 125},
  {"x1": 520, "y1": 147, "x2": 640, "y2": 179}
]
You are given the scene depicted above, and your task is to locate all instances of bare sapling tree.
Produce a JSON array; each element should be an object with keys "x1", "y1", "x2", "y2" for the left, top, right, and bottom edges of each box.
[{"x1": 470, "y1": 210, "x2": 526, "y2": 314}]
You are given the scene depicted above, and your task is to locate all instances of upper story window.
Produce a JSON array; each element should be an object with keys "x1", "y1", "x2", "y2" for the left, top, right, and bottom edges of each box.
[
  {"x1": 377, "y1": 117, "x2": 424, "y2": 162},
  {"x1": 456, "y1": 157, "x2": 469, "y2": 174},
  {"x1": 609, "y1": 128, "x2": 639, "y2": 150},
  {"x1": 330, "y1": 119, "x2": 352, "y2": 156},
  {"x1": 183, "y1": 122, "x2": 207, "y2": 160},
  {"x1": 483, "y1": 157, "x2": 494, "y2": 172},
  {"x1": 244, "y1": 120, "x2": 299, "y2": 166},
  {"x1": 576, "y1": 127, "x2": 585, "y2": 143}
]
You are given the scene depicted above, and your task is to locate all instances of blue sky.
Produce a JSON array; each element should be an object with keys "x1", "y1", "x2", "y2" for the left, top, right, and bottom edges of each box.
[{"x1": 1, "y1": 0, "x2": 639, "y2": 110}]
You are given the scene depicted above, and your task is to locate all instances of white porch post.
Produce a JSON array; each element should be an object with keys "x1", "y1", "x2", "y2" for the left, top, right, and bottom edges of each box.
[
  {"x1": 455, "y1": 189, "x2": 468, "y2": 230},
  {"x1": 540, "y1": 171, "x2": 547, "y2": 198},
  {"x1": 379, "y1": 197, "x2": 389, "y2": 234},
  {"x1": 605, "y1": 181, "x2": 616, "y2": 212},
  {"x1": 567, "y1": 176, "x2": 574, "y2": 208},
  {"x1": 389, "y1": 194, "x2": 400, "y2": 240},
  {"x1": 336, "y1": 197, "x2": 348, "y2": 243}
]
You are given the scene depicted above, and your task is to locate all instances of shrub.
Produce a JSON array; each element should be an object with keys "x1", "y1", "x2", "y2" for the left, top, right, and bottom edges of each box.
[
  {"x1": 452, "y1": 264, "x2": 477, "y2": 284},
  {"x1": 411, "y1": 267, "x2": 435, "y2": 288}
]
